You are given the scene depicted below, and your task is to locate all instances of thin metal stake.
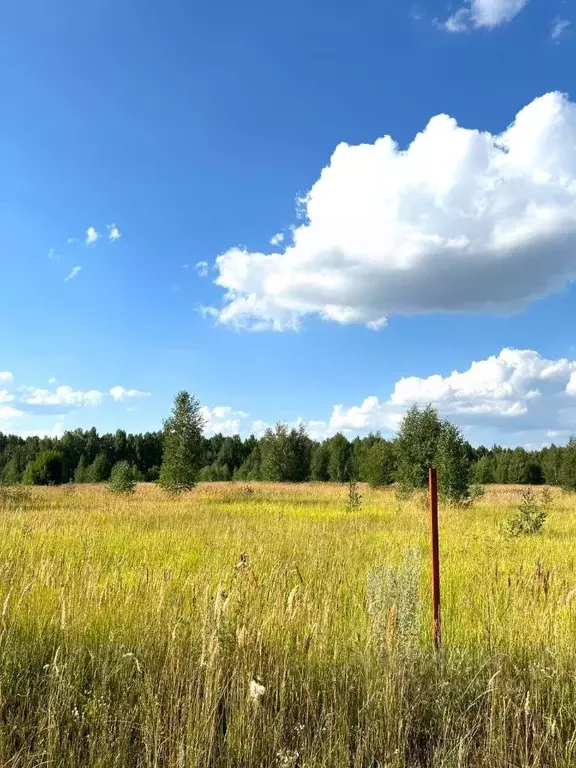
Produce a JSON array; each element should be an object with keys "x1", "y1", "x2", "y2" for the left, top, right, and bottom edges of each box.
[{"x1": 428, "y1": 467, "x2": 441, "y2": 653}]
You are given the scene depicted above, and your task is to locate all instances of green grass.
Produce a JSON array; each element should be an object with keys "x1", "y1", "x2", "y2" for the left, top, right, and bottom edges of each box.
[{"x1": 0, "y1": 482, "x2": 575, "y2": 767}]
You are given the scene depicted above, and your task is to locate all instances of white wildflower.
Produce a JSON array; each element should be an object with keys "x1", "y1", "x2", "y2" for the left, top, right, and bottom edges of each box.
[{"x1": 249, "y1": 677, "x2": 266, "y2": 704}]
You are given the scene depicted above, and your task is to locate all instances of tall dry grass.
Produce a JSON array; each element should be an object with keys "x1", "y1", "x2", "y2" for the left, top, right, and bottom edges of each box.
[{"x1": 0, "y1": 482, "x2": 575, "y2": 767}]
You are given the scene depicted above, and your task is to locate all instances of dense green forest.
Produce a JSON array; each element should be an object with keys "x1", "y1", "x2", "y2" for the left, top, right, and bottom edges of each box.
[{"x1": 1, "y1": 408, "x2": 576, "y2": 489}]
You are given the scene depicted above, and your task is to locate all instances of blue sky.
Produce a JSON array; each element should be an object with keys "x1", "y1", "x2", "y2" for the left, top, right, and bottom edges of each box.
[{"x1": 2, "y1": 0, "x2": 576, "y2": 447}]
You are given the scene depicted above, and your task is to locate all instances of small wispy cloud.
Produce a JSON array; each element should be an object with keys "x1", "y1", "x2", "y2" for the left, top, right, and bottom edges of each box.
[
  {"x1": 551, "y1": 16, "x2": 571, "y2": 42},
  {"x1": 270, "y1": 232, "x2": 284, "y2": 246},
  {"x1": 0, "y1": 372, "x2": 14, "y2": 383},
  {"x1": 410, "y1": 4, "x2": 424, "y2": 21},
  {"x1": 182, "y1": 263, "x2": 190, "y2": 269},
  {"x1": 65, "y1": 266, "x2": 82, "y2": 282},
  {"x1": 85, "y1": 226, "x2": 99, "y2": 246},
  {"x1": 197, "y1": 304, "x2": 219, "y2": 320},
  {"x1": 109, "y1": 386, "x2": 151, "y2": 402},
  {"x1": 195, "y1": 261, "x2": 209, "y2": 277},
  {"x1": 47, "y1": 247, "x2": 59, "y2": 260},
  {"x1": 67, "y1": 237, "x2": 79, "y2": 245},
  {"x1": 48, "y1": 377, "x2": 57, "y2": 384},
  {"x1": 443, "y1": 8, "x2": 471, "y2": 32},
  {"x1": 107, "y1": 223, "x2": 121, "y2": 242}
]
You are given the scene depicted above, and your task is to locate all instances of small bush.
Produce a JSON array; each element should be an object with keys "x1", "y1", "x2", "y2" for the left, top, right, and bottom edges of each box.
[
  {"x1": 107, "y1": 461, "x2": 137, "y2": 494},
  {"x1": 22, "y1": 452, "x2": 63, "y2": 486},
  {"x1": 504, "y1": 488, "x2": 550, "y2": 538},
  {"x1": 345, "y1": 476, "x2": 362, "y2": 512}
]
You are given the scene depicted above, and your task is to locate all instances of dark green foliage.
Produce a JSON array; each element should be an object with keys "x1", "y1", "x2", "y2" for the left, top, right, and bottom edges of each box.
[
  {"x1": 493, "y1": 450, "x2": 511, "y2": 484},
  {"x1": 363, "y1": 440, "x2": 396, "y2": 487},
  {"x1": 559, "y1": 436, "x2": 576, "y2": 492},
  {"x1": 541, "y1": 444, "x2": 562, "y2": 486},
  {"x1": 87, "y1": 452, "x2": 112, "y2": 483},
  {"x1": 0, "y1": 456, "x2": 21, "y2": 485},
  {"x1": 395, "y1": 405, "x2": 442, "y2": 492},
  {"x1": 74, "y1": 455, "x2": 89, "y2": 484},
  {"x1": 159, "y1": 391, "x2": 205, "y2": 493},
  {"x1": 217, "y1": 435, "x2": 249, "y2": 476},
  {"x1": 198, "y1": 462, "x2": 232, "y2": 482},
  {"x1": 259, "y1": 424, "x2": 312, "y2": 482},
  {"x1": 234, "y1": 446, "x2": 261, "y2": 481},
  {"x1": 2, "y1": 407, "x2": 576, "y2": 491},
  {"x1": 146, "y1": 465, "x2": 161, "y2": 482},
  {"x1": 505, "y1": 488, "x2": 549, "y2": 537},
  {"x1": 507, "y1": 447, "x2": 543, "y2": 485},
  {"x1": 107, "y1": 461, "x2": 137, "y2": 494},
  {"x1": 22, "y1": 451, "x2": 63, "y2": 486},
  {"x1": 326, "y1": 433, "x2": 351, "y2": 482},
  {"x1": 310, "y1": 442, "x2": 330, "y2": 481},
  {"x1": 436, "y1": 421, "x2": 471, "y2": 504},
  {"x1": 472, "y1": 455, "x2": 495, "y2": 484}
]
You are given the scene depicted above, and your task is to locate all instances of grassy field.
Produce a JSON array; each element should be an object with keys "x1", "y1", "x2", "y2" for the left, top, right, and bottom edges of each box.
[{"x1": 0, "y1": 482, "x2": 575, "y2": 767}]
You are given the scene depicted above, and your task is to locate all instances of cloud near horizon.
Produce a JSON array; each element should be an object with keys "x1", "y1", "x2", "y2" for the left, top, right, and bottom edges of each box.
[
  {"x1": 201, "y1": 348, "x2": 576, "y2": 447},
  {"x1": 201, "y1": 406, "x2": 250, "y2": 437},
  {"x1": 0, "y1": 377, "x2": 152, "y2": 422},
  {"x1": 208, "y1": 91, "x2": 576, "y2": 332},
  {"x1": 3, "y1": 349, "x2": 576, "y2": 447}
]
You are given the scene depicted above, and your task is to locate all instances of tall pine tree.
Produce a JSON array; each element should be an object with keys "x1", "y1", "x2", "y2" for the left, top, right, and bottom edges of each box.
[{"x1": 159, "y1": 391, "x2": 205, "y2": 493}]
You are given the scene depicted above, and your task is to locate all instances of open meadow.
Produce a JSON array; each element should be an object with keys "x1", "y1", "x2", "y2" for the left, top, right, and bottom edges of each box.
[{"x1": 0, "y1": 482, "x2": 575, "y2": 767}]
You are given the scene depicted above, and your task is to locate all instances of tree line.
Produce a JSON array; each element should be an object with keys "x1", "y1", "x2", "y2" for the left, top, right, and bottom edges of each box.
[{"x1": 1, "y1": 396, "x2": 576, "y2": 496}]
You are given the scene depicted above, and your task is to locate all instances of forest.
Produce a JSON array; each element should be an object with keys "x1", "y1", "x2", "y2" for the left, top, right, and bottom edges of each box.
[{"x1": 1, "y1": 402, "x2": 576, "y2": 490}]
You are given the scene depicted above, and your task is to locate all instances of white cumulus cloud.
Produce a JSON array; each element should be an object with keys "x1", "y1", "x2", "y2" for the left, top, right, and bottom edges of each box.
[
  {"x1": 0, "y1": 390, "x2": 15, "y2": 403},
  {"x1": 444, "y1": 0, "x2": 529, "y2": 32},
  {"x1": 195, "y1": 261, "x2": 209, "y2": 277},
  {"x1": 22, "y1": 385, "x2": 104, "y2": 408},
  {"x1": 107, "y1": 223, "x2": 121, "y2": 242},
  {"x1": 0, "y1": 406, "x2": 24, "y2": 420},
  {"x1": 65, "y1": 266, "x2": 82, "y2": 282},
  {"x1": 201, "y1": 406, "x2": 250, "y2": 436},
  {"x1": 270, "y1": 232, "x2": 284, "y2": 246},
  {"x1": 109, "y1": 386, "x2": 151, "y2": 402},
  {"x1": 0, "y1": 372, "x2": 13, "y2": 383},
  {"x1": 210, "y1": 92, "x2": 576, "y2": 331},
  {"x1": 85, "y1": 226, "x2": 99, "y2": 246},
  {"x1": 303, "y1": 348, "x2": 576, "y2": 444}
]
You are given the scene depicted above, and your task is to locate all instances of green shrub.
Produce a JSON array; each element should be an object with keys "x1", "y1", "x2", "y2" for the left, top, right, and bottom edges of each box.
[
  {"x1": 107, "y1": 461, "x2": 137, "y2": 494},
  {"x1": 504, "y1": 488, "x2": 549, "y2": 537},
  {"x1": 22, "y1": 452, "x2": 63, "y2": 486}
]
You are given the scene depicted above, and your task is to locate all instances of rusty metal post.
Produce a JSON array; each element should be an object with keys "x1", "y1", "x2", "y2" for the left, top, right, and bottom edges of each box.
[{"x1": 428, "y1": 467, "x2": 441, "y2": 653}]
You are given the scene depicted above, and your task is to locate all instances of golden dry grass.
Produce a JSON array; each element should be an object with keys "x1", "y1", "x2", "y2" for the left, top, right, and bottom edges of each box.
[{"x1": 0, "y1": 482, "x2": 575, "y2": 767}]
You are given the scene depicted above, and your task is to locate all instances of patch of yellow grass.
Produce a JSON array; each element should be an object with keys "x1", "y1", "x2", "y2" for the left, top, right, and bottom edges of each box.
[{"x1": 0, "y1": 482, "x2": 575, "y2": 767}]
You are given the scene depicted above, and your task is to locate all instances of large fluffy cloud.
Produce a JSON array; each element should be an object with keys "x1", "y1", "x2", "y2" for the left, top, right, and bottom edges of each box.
[
  {"x1": 249, "y1": 349, "x2": 576, "y2": 445},
  {"x1": 210, "y1": 92, "x2": 576, "y2": 331},
  {"x1": 318, "y1": 348, "x2": 576, "y2": 443}
]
